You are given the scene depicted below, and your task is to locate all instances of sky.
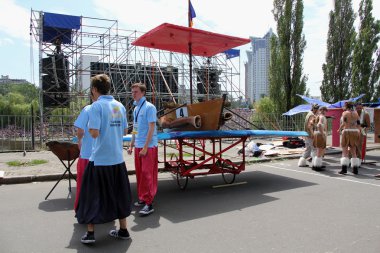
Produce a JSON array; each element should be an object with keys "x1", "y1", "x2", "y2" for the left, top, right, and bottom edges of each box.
[{"x1": 0, "y1": 0, "x2": 379, "y2": 97}]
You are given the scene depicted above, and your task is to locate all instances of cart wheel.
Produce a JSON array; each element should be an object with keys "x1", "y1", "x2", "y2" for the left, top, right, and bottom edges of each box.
[
  {"x1": 176, "y1": 163, "x2": 188, "y2": 190},
  {"x1": 222, "y1": 159, "x2": 236, "y2": 184}
]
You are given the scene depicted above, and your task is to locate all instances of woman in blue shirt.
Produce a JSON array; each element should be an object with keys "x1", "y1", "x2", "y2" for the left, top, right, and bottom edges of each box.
[{"x1": 76, "y1": 74, "x2": 132, "y2": 244}]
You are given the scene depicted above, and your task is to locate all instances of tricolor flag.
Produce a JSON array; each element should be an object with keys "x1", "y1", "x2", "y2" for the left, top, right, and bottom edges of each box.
[{"x1": 189, "y1": 1, "x2": 196, "y2": 27}]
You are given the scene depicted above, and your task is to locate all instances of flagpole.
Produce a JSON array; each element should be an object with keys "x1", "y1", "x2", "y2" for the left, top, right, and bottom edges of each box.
[
  {"x1": 188, "y1": 0, "x2": 193, "y2": 104},
  {"x1": 188, "y1": 0, "x2": 191, "y2": 27}
]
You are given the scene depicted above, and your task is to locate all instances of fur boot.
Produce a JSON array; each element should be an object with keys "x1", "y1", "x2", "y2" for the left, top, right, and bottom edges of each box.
[
  {"x1": 339, "y1": 157, "x2": 350, "y2": 174},
  {"x1": 298, "y1": 157, "x2": 308, "y2": 167},
  {"x1": 351, "y1": 158, "x2": 360, "y2": 175},
  {"x1": 312, "y1": 157, "x2": 324, "y2": 171}
]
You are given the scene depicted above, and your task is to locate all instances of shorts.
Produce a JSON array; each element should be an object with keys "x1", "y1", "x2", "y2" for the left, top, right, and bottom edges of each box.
[
  {"x1": 341, "y1": 129, "x2": 360, "y2": 148},
  {"x1": 313, "y1": 131, "x2": 326, "y2": 149}
]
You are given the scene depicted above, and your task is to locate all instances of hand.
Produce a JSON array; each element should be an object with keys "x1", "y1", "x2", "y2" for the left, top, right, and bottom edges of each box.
[
  {"x1": 139, "y1": 147, "x2": 148, "y2": 157},
  {"x1": 78, "y1": 140, "x2": 82, "y2": 150},
  {"x1": 127, "y1": 147, "x2": 133, "y2": 155}
]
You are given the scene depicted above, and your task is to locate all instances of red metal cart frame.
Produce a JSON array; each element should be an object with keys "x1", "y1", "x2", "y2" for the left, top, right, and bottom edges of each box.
[{"x1": 162, "y1": 136, "x2": 247, "y2": 189}]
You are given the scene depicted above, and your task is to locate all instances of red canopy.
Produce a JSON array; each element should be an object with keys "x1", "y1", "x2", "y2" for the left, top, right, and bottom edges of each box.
[{"x1": 132, "y1": 23, "x2": 250, "y2": 57}]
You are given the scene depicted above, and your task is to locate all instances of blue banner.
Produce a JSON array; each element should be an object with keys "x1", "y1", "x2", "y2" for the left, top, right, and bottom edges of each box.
[{"x1": 224, "y1": 49, "x2": 240, "y2": 59}]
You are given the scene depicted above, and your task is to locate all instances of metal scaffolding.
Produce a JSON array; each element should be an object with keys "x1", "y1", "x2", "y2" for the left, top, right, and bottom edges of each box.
[{"x1": 30, "y1": 9, "x2": 245, "y2": 142}]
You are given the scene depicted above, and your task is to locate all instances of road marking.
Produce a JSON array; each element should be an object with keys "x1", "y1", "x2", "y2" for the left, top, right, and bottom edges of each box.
[
  {"x1": 262, "y1": 164, "x2": 380, "y2": 188},
  {"x1": 212, "y1": 181, "x2": 247, "y2": 188}
]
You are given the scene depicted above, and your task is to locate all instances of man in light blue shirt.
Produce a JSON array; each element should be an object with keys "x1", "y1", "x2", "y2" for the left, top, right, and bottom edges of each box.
[{"x1": 127, "y1": 82, "x2": 158, "y2": 216}]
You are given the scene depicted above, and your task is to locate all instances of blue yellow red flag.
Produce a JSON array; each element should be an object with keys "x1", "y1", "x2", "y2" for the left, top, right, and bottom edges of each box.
[{"x1": 189, "y1": 1, "x2": 196, "y2": 27}]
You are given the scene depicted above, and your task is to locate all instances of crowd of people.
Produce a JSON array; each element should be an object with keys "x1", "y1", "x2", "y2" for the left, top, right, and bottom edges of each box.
[
  {"x1": 74, "y1": 74, "x2": 158, "y2": 244},
  {"x1": 298, "y1": 101, "x2": 372, "y2": 175}
]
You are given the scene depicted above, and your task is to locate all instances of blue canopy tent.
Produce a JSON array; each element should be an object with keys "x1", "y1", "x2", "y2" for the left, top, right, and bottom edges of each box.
[
  {"x1": 282, "y1": 104, "x2": 312, "y2": 116},
  {"x1": 296, "y1": 94, "x2": 331, "y2": 107},
  {"x1": 328, "y1": 94, "x2": 365, "y2": 108},
  {"x1": 283, "y1": 94, "x2": 366, "y2": 115}
]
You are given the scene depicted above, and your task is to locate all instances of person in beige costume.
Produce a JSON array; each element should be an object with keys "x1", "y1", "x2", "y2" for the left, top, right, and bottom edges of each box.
[
  {"x1": 338, "y1": 102, "x2": 360, "y2": 175},
  {"x1": 311, "y1": 106, "x2": 328, "y2": 171},
  {"x1": 298, "y1": 104, "x2": 319, "y2": 167}
]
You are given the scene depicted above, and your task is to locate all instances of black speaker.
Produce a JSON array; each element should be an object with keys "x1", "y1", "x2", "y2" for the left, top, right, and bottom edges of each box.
[
  {"x1": 42, "y1": 54, "x2": 69, "y2": 92},
  {"x1": 43, "y1": 92, "x2": 69, "y2": 107},
  {"x1": 197, "y1": 68, "x2": 220, "y2": 94}
]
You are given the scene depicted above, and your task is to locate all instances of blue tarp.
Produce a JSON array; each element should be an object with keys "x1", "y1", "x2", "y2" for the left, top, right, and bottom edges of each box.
[
  {"x1": 44, "y1": 12, "x2": 81, "y2": 30},
  {"x1": 122, "y1": 129, "x2": 308, "y2": 142},
  {"x1": 43, "y1": 12, "x2": 81, "y2": 44}
]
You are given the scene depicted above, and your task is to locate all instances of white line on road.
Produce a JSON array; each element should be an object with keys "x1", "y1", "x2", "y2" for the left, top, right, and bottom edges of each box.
[
  {"x1": 212, "y1": 181, "x2": 247, "y2": 188},
  {"x1": 262, "y1": 164, "x2": 380, "y2": 188}
]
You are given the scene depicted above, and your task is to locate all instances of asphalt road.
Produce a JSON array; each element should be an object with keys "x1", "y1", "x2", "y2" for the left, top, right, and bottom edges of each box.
[{"x1": 1, "y1": 150, "x2": 379, "y2": 253}]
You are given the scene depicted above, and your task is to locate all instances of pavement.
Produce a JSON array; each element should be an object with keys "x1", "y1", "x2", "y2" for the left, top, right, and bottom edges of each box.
[
  {"x1": 1, "y1": 149, "x2": 380, "y2": 252},
  {"x1": 1, "y1": 135, "x2": 380, "y2": 185}
]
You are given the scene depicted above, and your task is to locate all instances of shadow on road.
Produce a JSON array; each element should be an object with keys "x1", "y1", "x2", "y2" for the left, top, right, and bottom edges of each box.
[{"x1": 154, "y1": 170, "x2": 316, "y2": 223}]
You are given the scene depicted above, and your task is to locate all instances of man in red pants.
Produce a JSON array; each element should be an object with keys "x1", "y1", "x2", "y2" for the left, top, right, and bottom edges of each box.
[{"x1": 128, "y1": 83, "x2": 158, "y2": 216}]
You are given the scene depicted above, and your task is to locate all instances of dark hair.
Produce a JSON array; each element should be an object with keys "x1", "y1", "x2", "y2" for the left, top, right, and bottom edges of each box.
[
  {"x1": 91, "y1": 74, "x2": 110, "y2": 95},
  {"x1": 311, "y1": 104, "x2": 319, "y2": 110},
  {"x1": 345, "y1": 101, "x2": 354, "y2": 110},
  {"x1": 131, "y1": 82, "x2": 147, "y2": 94}
]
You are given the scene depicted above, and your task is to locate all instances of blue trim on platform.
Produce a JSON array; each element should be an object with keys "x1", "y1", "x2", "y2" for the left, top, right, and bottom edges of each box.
[{"x1": 122, "y1": 130, "x2": 308, "y2": 142}]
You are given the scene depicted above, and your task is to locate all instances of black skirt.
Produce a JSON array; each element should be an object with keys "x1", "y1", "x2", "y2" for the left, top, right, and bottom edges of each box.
[{"x1": 76, "y1": 161, "x2": 132, "y2": 224}]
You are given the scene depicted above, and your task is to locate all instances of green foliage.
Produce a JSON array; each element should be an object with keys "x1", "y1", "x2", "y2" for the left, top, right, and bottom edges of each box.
[
  {"x1": 252, "y1": 97, "x2": 278, "y2": 130},
  {"x1": 269, "y1": 35, "x2": 285, "y2": 113},
  {"x1": 321, "y1": 0, "x2": 356, "y2": 102},
  {"x1": 0, "y1": 83, "x2": 39, "y2": 115},
  {"x1": 351, "y1": 0, "x2": 380, "y2": 102},
  {"x1": 254, "y1": 97, "x2": 277, "y2": 115},
  {"x1": 373, "y1": 53, "x2": 380, "y2": 100},
  {"x1": 6, "y1": 159, "x2": 48, "y2": 167},
  {"x1": 270, "y1": 0, "x2": 307, "y2": 113}
]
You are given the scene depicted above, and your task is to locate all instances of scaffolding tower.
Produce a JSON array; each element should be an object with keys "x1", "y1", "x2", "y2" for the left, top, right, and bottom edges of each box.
[{"x1": 30, "y1": 9, "x2": 245, "y2": 142}]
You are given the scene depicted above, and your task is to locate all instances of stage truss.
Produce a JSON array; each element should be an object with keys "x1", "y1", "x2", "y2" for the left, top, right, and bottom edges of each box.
[{"x1": 30, "y1": 9, "x2": 245, "y2": 142}]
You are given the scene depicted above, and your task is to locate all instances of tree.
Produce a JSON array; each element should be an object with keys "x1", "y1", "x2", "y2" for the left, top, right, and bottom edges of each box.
[
  {"x1": 320, "y1": 0, "x2": 356, "y2": 102},
  {"x1": 270, "y1": 0, "x2": 307, "y2": 113},
  {"x1": 373, "y1": 51, "x2": 380, "y2": 99},
  {"x1": 0, "y1": 83, "x2": 40, "y2": 116},
  {"x1": 351, "y1": 0, "x2": 380, "y2": 102},
  {"x1": 269, "y1": 34, "x2": 285, "y2": 113}
]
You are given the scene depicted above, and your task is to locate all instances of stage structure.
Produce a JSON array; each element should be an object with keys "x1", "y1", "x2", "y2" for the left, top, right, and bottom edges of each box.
[{"x1": 30, "y1": 10, "x2": 245, "y2": 143}]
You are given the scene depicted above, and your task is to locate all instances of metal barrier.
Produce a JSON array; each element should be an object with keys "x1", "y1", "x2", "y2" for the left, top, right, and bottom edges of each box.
[
  {"x1": 0, "y1": 115, "x2": 35, "y2": 152},
  {"x1": 2, "y1": 111, "x2": 358, "y2": 151},
  {"x1": 0, "y1": 115, "x2": 76, "y2": 152}
]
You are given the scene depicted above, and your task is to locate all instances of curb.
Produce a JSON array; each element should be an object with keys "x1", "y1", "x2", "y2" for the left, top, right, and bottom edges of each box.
[
  {"x1": 0, "y1": 169, "x2": 138, "y2": 185},
  {"x1": 1, "y1": 147, "x2": 379, "y2": 185}
]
